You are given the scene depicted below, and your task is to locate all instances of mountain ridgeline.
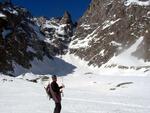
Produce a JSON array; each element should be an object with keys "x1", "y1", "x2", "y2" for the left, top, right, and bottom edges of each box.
[{"x1": 0, "y1": 0, "x2": 150, "y2": 75}]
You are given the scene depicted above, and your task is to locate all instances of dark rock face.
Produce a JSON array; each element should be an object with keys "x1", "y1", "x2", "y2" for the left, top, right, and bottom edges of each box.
[
  {"x1": 0, "y1": 3, "x2": 73, "y2": 75},
  {"x1": 36, "y1": 11, "x2": 74, "y2": 55},
  {"x1": 0, "y1": 3, "x2": 52, "y2": 74},
  {"x1": 70, "y1": 0, "x2": 150, "y2": 67},
  {"x1": 60, "y1": 11, "x2": 73, "y2": 25}
]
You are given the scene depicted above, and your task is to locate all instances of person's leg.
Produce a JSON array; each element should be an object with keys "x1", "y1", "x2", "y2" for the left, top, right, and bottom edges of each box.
[{"x1": 54, "y1": 103, "x2": 61, "y2": 113}]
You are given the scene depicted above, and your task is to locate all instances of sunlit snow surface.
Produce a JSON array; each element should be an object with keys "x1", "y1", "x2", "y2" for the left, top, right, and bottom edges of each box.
[
  {"x1": 0, "y1": 53, "x2": 150, "y2": 113},
  {"x1": 125, "y1": 0, "x2": 150, "y2": 6}
]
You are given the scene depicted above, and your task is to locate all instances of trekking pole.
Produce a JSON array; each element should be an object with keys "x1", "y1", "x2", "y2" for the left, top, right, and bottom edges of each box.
[{"x1": 61, "y1": 77, "x2": 64, "y2": 97}]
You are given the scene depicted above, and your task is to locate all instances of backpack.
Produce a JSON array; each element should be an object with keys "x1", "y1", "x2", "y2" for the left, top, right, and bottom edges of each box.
[{"x1": 45, "y1": 84, "x2": 52, "y2": 100}]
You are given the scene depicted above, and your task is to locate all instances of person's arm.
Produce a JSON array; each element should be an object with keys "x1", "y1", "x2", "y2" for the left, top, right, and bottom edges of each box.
[
  {"x1": 59, "y1": 83, "x2": 65, "y2": 89},
  {"x1": 59, "y1": 86, "x2": 63, "y2": 89}
]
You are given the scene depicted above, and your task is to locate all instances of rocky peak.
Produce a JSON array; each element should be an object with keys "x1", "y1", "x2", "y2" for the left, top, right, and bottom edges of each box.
[
  {"x1": 69, "y1": 0, "x2": 150, "y2": 72},
  {"x1": 34, "y1": 12, "x2": 74, "y2": 56},
  {"x1": 37, "y1": 16, "x2": 47, "y2": 26},
  {"x1": 60, "y1": 11, "x2": 73, "y2": 25}
]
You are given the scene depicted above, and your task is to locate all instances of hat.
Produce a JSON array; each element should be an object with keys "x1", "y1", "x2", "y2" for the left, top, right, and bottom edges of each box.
[{"x1": 52, "y1": 75, "x2": 57, "y2": 79}]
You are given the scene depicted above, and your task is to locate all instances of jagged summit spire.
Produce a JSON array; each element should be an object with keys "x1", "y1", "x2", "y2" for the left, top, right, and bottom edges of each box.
[
  {"x1": 64, "y1": 11, "x2": 71, "y2": 18},
  {"x1": 60, "y1": 11, "x2": 73, "y2": 25}
]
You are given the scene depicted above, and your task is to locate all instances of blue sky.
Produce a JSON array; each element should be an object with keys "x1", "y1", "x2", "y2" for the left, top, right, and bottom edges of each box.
[{"x1": 11, "y1": 0, "x2": 91, "y2": 21}]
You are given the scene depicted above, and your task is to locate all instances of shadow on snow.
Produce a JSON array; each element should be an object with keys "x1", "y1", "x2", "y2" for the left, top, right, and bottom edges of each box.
[{"x1": 13, "y1": 56, "x2": 76, "y2": 77}]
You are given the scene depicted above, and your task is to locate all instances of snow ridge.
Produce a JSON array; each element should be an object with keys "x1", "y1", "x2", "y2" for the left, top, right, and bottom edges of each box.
[{"x1": 125, "y1": 0, "x2": 150, "y2": 6}]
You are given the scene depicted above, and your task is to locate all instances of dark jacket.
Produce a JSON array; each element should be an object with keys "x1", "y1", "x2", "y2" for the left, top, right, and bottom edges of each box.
[{"x1": 51, "y1": 81, "x2": 63, "y2": 103}]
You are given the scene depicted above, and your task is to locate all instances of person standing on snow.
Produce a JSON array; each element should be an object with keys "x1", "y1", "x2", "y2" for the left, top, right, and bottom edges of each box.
[{"x1": 48, "y1": 75, "x2": 65, "y2": 113}]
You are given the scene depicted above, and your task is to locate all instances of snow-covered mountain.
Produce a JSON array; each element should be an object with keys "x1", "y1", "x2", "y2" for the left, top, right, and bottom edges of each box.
[
  {"x1": 0, "y1": 2, "x2": 74, "y2": 75},
  {"x1": 1, "y1": 0, "x2": 150, "y2": 76},
  {"x1": 69, "y1": 0, "x2": 150, "y2": 73},
  {"x1": 35, "y1": 11, "x2": 74, "y2": 54}
]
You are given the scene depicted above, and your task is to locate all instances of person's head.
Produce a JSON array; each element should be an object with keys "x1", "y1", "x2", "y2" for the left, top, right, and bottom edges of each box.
[{"x1": 52, "y1": 75, "x2": 57, "y2": 81}]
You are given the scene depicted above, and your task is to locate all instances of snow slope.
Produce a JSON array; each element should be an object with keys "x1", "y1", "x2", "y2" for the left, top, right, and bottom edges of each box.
[
  {"x1": 12, "y1": 56, "x2": 76, "y2": 76},
  {"x1": 0, "y1": 54, "x2": 150, "y2": 113},
  {"x1": 0, "y1": 73, "x2": 150, "y2": 113}
]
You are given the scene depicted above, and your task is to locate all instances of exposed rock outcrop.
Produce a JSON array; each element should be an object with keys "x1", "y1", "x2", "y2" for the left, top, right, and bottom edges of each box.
[
  {"x1": 69, "y1": 0, "x2": 150, "y2": 69},
  {"x1": 0, "y1": 3, "x2": 74, "y2": 75}
]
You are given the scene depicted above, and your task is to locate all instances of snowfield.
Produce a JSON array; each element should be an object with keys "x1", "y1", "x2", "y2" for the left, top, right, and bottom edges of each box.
[
  {"x1": 0, "y1": 54, "x2": 150, "y2": 113},
  {"x1": 0, "y1": 74, "x2": 150, "y2": 113}
]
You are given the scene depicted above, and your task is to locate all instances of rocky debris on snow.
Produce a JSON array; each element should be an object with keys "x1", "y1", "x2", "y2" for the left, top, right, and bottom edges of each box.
[
  {"x1": 17, "y1": 74, "x2": 51, "y2": 83},
  {"x1": 110, "y1": 81, "x2": 133, "y2": 90},
  {"x1": 84, "y1": 72, "x2": 93, "y2": 75},
  {"x1": 116, "y1": 82, "x2": 133, "y2": 87},
  {"x1": 40, "y1": 76, "x2": 50, "y2": 81},
  {"x1": 1, "y1": 78, "x2": 13, "y2": 82},
  {"x1": 26, "y1": 79, "x2": 38, "y2": 83},
  {"x1": 25, "y1": 76, "x2": 51, "y2": 83}
]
